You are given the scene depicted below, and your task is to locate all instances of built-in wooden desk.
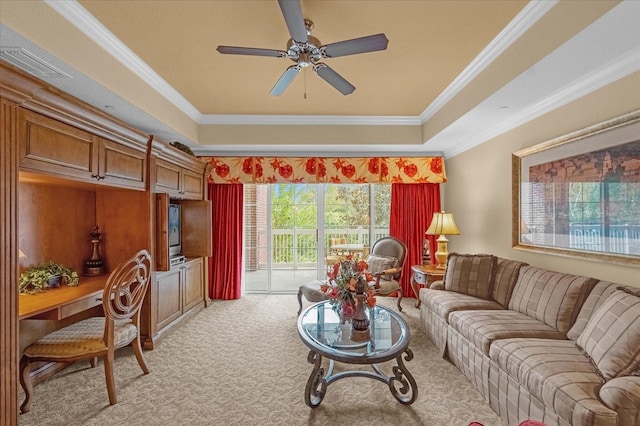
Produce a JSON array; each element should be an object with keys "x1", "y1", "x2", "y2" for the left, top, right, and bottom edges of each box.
[{"x1": 19, "y1": 276, "x2": 107, "y2": 320}]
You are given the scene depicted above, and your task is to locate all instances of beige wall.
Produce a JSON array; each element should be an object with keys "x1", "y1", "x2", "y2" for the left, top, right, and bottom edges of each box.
[{"x1": 442, "y1": 71, "x2": 640, "y2": 287}]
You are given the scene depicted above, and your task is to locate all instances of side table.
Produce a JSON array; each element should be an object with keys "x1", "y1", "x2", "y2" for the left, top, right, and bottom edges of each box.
[{"x1": 410, "y1": 264, "x2": 445, "y2": 308}]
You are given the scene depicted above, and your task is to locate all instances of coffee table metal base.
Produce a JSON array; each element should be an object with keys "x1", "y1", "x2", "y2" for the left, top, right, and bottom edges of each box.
[{"x1": 304, "y1": 348, "x2": 417, "y2": 408}]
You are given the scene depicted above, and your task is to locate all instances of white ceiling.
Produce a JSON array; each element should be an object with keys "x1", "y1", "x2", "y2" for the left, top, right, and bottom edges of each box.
[{"x1": 1, "y1": 0, "x2": 639, "y2": 158}]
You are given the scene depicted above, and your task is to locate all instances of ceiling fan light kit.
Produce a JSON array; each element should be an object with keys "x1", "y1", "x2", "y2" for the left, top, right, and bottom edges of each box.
[{"x1": 216, "y1": 0, "x2": 388, "y2": 96}]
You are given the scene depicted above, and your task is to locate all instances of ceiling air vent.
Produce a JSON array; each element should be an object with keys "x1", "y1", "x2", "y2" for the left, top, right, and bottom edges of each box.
[{"x1": 0, "y1": 47, "x2": 72, "y2": 79}]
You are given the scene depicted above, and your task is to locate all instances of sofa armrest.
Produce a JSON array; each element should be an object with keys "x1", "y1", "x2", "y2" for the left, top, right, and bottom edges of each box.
[
  {"x1": 430, "y1": 280, "x2": 444, "y2": 290},
  {"x1": 599, "y1": 376, "x2": 640, "y2": 426}
]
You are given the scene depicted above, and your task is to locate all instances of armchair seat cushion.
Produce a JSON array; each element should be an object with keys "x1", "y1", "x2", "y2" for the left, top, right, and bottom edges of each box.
[
  {"x1": 24, "y1": 317, "x2": 136, "y2": 359},
  {"x1": 369, "y1": 278, "x2": 399, "y2": 294},
  {"x1": 449, "y1": 310, "x2": 566, "y2": 356}
]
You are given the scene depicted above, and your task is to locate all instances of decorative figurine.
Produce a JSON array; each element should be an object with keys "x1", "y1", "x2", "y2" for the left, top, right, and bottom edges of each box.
[{"x1": 84, "y1": 225, "x2": 105, "y2": 276}]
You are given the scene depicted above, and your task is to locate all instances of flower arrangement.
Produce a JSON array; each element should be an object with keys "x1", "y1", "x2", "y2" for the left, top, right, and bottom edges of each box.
[
  {"x1": 19, "y1": 261, "x2": 80, "y2": 294},
  {"x1": 321, "y1": 255, "x2": 376, "y2": 321}
]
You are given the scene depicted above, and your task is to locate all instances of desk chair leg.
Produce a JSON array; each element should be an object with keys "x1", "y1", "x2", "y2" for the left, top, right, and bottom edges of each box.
[
  {"x1": 90, "y1": 357, "x2": 98, "y2": 368},
  {"x1": 397, "y1": 289, "x2": 403, "y2": 312},
  {"x1": 104, "y1": 351, "x2": 117, "y2": 405},
  {"x1": 19, "y1": 356, "x2": 33, "y2": 413},
  {"x1": 132, "y1": 337, "x2": 150, "y2": 374},
  {"x1": 297, "y1": 289, "x2": 303, "y2": 316}
]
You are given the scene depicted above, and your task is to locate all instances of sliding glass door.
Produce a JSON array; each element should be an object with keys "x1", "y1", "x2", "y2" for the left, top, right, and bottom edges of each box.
[{"x1": 244, "y1": 183, "x2": 390, "y2": 293}]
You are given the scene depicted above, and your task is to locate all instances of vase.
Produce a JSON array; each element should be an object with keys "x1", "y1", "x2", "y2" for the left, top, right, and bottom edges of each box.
[{"x1": 350, "y1": 283, "x2": 370, "y2": 342}]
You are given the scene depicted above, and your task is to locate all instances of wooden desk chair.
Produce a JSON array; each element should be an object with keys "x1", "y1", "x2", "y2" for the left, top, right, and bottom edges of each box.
[{"x1": 19, "y1": 249, "x2": 152, "y2": 413}]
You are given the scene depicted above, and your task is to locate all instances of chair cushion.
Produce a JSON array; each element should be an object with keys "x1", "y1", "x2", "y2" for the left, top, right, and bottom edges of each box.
[
  {"x1": 576, "y1": 287, "x2": 640, "y2": 380},
  {"x1": 567, "y1": 280, "x2": 619, "y2": 341},
  {"x1": 443, "y1": 253, "x2": 497, "y2": 300},
  {"x1": 369, "y1": 278, "x2": 400, "y2": 294},
  {"x1": 508, "y1": 266, "x2": 597, "y2": 335},
  {"x1": 24, "y1": 317, "x2": 137, "y2": 359},
  {"x1": 449, "y1": 310, "x2": 566, "y2": 356}
]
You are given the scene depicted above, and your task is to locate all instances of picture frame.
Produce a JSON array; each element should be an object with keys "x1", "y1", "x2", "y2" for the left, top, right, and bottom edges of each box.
[{"x1": 512, "y1": 110, "x2": 640, "y2": 266}]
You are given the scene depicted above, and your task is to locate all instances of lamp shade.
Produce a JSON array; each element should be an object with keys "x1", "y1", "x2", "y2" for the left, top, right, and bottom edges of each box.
[{"x1": 426, "y1": 211, "x2": 460, "y2": 236}]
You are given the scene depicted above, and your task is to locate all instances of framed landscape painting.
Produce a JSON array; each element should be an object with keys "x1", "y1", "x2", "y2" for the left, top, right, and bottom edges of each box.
[{"x1": 512, "y1": 110, "x2": 640, "y2": 266}]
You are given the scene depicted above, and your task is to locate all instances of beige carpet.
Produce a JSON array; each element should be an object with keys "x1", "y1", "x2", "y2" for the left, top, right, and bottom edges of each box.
[{"x1": 18, "y1": 295, "x2": 506, "y2": 426}]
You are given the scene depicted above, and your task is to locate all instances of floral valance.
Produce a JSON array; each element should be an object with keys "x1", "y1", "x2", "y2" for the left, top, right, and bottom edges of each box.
[{"x1": 200, "y1": 156, "x2": 446, "y2": 184}]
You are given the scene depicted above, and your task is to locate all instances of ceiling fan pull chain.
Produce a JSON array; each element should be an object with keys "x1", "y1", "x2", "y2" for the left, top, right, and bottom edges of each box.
[{"x1": 304, "y1": 68, "x2": 307, "y2": 99}]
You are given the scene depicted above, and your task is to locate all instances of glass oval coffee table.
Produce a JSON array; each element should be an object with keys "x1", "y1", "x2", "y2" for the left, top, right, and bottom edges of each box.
[{"x1": 297, "y1": 300, "x2": 417, "y2": 408}]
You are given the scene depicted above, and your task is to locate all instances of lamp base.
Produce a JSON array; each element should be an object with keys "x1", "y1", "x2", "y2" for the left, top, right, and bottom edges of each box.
[{"x1": 434, "y1": 235, "x2": 449, "y2": 269}]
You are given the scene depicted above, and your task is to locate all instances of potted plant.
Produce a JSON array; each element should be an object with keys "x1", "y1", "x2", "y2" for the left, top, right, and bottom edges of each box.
[{"x1": 19, "y1": 261, "x2": 80, "y2": 294}]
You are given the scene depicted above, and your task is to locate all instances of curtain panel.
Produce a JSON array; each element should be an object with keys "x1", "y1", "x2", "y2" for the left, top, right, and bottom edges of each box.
[
  {"x1": 389, "y1": 183, "x2": 441, "y2": 297},
  {"x1": 208, "y1": 183, "x2": 243, "y2": 300},
  {"x1": 200, "y1": 156, "x2": 446, "y2": 184}
]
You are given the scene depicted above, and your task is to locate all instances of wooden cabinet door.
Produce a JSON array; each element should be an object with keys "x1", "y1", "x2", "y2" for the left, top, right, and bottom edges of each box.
[
  {"x1": 181, "y1": 168, "x2": 204, "y2": 199},
  {"x1": 155, "y1": 269, "x2": 182, "y2": 331},
  {"x1": 154, "y1": 158, "x2": 181, "y2": 197},
  {"x1": 18, "y1": 108, "x2": 98, "y2": 180},
  {"x1": 98, "y1": 138, "x2": 146, "y2": 189},
  {"x1": 183, "y1": 258, "x2": 204, "y2": 312}
]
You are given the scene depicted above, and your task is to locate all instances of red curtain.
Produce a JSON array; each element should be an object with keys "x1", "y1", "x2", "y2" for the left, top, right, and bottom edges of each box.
[
  {"x1": 389, "y1": 183, "x2": 441, "y2": 297},
  {"x1": 208, "y1": 183, "x2": 243, "y2": 300}
]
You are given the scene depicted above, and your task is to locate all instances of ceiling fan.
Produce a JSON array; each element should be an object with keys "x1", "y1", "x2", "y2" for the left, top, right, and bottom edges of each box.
[{"x1": 216, "y1": 0, "x2": 388, "y2": 96}]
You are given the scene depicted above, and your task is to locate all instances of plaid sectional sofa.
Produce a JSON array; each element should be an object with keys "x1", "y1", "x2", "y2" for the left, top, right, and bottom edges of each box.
[{"x1": 419, "y1": 253, "x2": 640, "y2": 426}]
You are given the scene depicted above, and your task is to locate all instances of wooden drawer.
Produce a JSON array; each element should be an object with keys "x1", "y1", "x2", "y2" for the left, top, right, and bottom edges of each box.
[
  {"x1": 59, "y1": 291, "x2": 103, "y2": 319},
  {"x1": 413, "y1": 270, "x2": 427, "y2": 285}
]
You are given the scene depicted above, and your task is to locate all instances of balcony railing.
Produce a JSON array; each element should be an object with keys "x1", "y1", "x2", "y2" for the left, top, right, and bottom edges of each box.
[
  {"x1": 254, "y1": 227, "x2": 389, "y2": 269},
  {"x1": 569, "y1": 223, "x2": 640, "y2": 255}
]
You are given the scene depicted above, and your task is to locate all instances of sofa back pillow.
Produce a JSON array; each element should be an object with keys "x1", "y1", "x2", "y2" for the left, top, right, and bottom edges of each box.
[
  {"x1": 491, "y1": 258, "x2": 528, "y2": 308},
  {"x1": 443, "y1": 253, "x2": 497, "y2": 300},
  {"x1": 576, "y1": 287, "x2": 640, "y2": 380},
  {"x1": 567, "y1": 280, "x2": 619, "y2": 341},
  {"x1": 508, "y1": 266, "x2": 597, "y2": 335}
]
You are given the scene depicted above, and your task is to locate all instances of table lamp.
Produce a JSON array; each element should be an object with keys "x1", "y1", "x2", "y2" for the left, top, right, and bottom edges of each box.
[{"x1": 425, "y1": 211, "x2": 460, "y2": 269}]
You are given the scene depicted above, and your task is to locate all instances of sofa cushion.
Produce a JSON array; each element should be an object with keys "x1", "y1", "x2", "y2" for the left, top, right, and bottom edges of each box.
[
  {"x1": 576, "y1": 288, "x2": 640, "y2": 381},
  {"x1": 421, "y1": 288, "x2": 504, "y2": 323},
  {"x1": 449, "y1": 310, "x2": 566, "y2": 356},
  {"x1": 490, "y1": 338, "x2": 616, "y2": 426},
  {"x1": 443, "y1": 253, "x2": 497, "y2": 300},
  {"x1": 567, "y1": 281, "x2": 619, "y2": 341},
  {"x1": 508, "y1": 266, "x2": 597, "y2": 335},
  {"x1": 491, "y1": 258, "x2": 527, "y2": 308}
]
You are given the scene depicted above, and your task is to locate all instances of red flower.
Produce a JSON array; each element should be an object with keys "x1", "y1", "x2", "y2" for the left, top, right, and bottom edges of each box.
[
  {"x1": 368, "y1": 158, "x2": 379, "y2": 174},
  {"x1": 342, "y1": 163, "x2": 356, "y2": 178},
  {"x1": 357, "y1": 260, "x2": 368, "y2": 273},
  {"x1": 380, "y1": 162, "x2": 389, "y2": 178},
  {"x1": 278, "y1": 164, "x2": 293, "y2": 179},
  {"x1": 254, "y1": 162, "x2": 263, "y2": 178},
  {"x1": 215, "y1": 164, "x2": 230, "y2": 178},
  {"x1": 403, "y1": 163, "x2": 418, "y2": 177},
  {"x1": 341, "y1": 303, "x2": 354, "y2": 318},
  {"x1": 430, "y1": 157, "x2": 443, "y2": 174},
  {"x1": 305, "y1": 158, "x2": 317, "y2": 175},
  {"x1": 242, "y1": 158, "x2": 252, "y2": 175},
  {"x1": 317, "y1": 162, "x2": 326, "y2": 178}
]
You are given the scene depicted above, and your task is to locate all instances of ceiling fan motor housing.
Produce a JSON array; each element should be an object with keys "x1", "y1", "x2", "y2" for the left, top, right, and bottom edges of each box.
[{"x1": 286, "y1": 35, "x2": 322, "y2": 66}]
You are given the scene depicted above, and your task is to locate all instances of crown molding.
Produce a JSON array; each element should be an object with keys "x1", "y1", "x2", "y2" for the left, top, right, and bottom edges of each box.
[
  {"x1": 198, "y1": 114, "x2": 421, "y2": 126},
  {"x1": 418, "y1": 0, "x2": 557, "y2": 123},
  {"x1": 45, "y1": 0, "x2": 202, "y2": 121}
]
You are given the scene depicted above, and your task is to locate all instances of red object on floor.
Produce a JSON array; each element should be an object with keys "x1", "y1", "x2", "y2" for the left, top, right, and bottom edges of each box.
[{"x1": 468, "y1": 423, "x2": 484, "y2": 426}]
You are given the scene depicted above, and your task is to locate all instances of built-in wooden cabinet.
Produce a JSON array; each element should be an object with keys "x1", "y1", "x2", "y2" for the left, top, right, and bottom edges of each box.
[
  {"x1": 0, "y1": 62, "x2": 213, "y2": 417},
  {"x1": 17, "y1": 109, "x2": 147, "y2": 190},
  {"x1": 154, "y1": 157, "x2": 204, "y2": 199}
]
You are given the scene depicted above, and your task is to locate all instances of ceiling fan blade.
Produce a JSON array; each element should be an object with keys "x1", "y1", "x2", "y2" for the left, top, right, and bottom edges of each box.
[
  {"x1": 217, "y1": 46, "x2": 287, "y2": 58},
  {"x1": 321, "y1": 33, "x2": 389, "y2": 58},
  {"x1": 313, "y1": 63, "x2": 355, "y2": 95},
  {"x1": 278, "y1": 0, "x2": 308, "y2": 43},
  {"x1": 270, "y1": 65, "x2": 301, "y2": 96}
]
